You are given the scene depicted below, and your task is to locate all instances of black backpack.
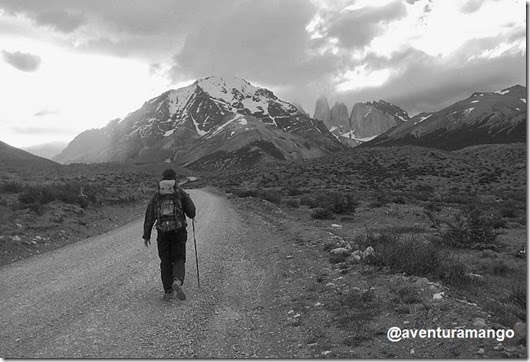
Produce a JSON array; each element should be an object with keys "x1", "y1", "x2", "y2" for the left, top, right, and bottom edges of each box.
[{"x1": 155, "y1": 180, "x2": 184, "y2": 232}]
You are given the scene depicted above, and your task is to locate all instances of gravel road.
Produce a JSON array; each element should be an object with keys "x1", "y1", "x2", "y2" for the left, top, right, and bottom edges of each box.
[{"x1": 0, "y1": 189, "x2": 290, "y2": 358}]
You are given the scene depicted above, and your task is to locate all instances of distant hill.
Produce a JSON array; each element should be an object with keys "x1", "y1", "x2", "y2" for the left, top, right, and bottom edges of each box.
[
  {"x1": 365, "y1": 85, "x2": 527, "y2": 150},
  {"x1": 22, "y1": 142, "x2": 68, "y2": 160},
  {"x1": 0, "y1": 140, "x2": 62, "y2": 172}
]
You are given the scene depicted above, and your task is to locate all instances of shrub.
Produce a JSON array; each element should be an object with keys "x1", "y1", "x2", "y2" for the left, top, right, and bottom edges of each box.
[
  {"x1": 392, "y1": 196, "x2": 406, "y2": 204},
  {"x1": 1, "y1": 181, "x2": 23, "y2": 193},
  {"x1": 18, "y1": 186, "x2": 55, "y2": 205},
  {"x1": 300, "y1": 195, "x2": 318, "y2": 208},
  {"x1": 426, "y1": 207, "x2": 502, "y2": 248},
  {"x1": 315, "y1": 192, "x2": 358, "y2": 214},
  {"x1": 286, "y1": 187, "x2": 304, "y2": 196},
  {"x1": 501, "y1": 207, "x2": 517, "y2": 218},
  {"x1": 361, "y1": 231, "x2": 471, "y2": 287},
  {"x1": 311, "y1": 208, "x2": 335, "y2": 220},
  {"x1": 258, "y1": 190, "x2": 281, "y2": 205},
  {"x1": 285, "y1": 199, "x2": 300, "y2": 208},
  {"x1": 232, "y1": 189, "x2": 259, "y2": 198}
]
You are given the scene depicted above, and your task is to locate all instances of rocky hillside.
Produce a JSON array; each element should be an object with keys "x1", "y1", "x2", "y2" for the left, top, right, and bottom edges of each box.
[
  {"x1": 350, "y1": 100, "x2": 410, "y2": 138},
  {"x1": 54, "y1": 76, "x2": 346, "y2": 169},
  {"x1": 366, "y1": 85, "x2": 527, "y2": 150}
]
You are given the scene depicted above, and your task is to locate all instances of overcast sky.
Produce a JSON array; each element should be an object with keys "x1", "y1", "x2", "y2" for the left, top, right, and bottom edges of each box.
[{"x1": 0, "y1": 0, "x2": 526, "y2": 148}]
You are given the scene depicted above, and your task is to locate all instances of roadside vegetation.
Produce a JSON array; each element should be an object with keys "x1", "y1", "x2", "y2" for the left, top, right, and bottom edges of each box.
[{"x1": 200, "y1": 143, "x2": 526, "y2": 358}]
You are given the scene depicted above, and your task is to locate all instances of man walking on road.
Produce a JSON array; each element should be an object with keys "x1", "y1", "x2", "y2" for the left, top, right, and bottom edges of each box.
[{"x1": 143, "y1": 168, "x2": 196, "y2": 301}]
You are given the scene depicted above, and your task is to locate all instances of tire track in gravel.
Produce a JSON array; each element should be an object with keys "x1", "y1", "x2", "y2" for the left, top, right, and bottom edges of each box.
[{"x1": 0, "y1": 189, "x2": 289, "y2": 358}]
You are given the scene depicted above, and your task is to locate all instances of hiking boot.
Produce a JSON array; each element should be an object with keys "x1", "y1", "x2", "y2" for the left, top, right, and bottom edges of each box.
[
  {"x1": 173, "y1": 279, "x2": 187, "y2": 301},
  {"x1": 163, "y1": 290, "x2": 175, "y2": 301}
]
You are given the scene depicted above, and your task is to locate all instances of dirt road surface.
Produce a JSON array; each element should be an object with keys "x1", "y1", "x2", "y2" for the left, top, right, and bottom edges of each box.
[{"x1": 0, "y1": 189, "x2": 291, "y2": 358}]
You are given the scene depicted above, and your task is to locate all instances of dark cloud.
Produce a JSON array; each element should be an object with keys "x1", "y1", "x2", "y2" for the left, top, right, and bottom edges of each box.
[
  {"x1": 460, "y1": 0, "x2": 485, "y2": 14},
  {"x1": 2, "y1": 50, "x2": 41, "y2": 71},
  {"x1": 0, "y1": 1, "x2": 86, "y2": 32},
  {"x1": 326, "y1": 1, "x2": 407, "y2": 49},
  {"x1": 0, "y1": 0, "x2": 233, "y2": 59},
  {"x1": 171, "y1": 0, "x2": 325, "y2": 84},
  {"x1": 330, "y1": 41, "x2": 525, "y2": 115}
]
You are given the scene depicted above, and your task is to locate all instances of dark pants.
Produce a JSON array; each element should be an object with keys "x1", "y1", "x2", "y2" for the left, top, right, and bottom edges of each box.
[{"x1": 156, "y1": 228, "x2": 187, "y2": 292}]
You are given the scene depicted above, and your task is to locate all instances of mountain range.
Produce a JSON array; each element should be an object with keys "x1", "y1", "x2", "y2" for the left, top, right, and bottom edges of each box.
[
  {"x1": 54, "y1": 76, "x2": 346, "y2": 169},
  {"x1": 365, "y1": 85, "x2": 526, "y2": 150}
]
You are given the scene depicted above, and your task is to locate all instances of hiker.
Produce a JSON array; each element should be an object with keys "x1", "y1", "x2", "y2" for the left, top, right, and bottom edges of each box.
[{"x1": 143, "y1": 168, "x2": 196, "y2": 301}]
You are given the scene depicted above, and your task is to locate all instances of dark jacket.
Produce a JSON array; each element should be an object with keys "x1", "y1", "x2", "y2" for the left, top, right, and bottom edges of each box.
[{"x1": 143, "y1": 186, "x2": 196, "y2": 240}]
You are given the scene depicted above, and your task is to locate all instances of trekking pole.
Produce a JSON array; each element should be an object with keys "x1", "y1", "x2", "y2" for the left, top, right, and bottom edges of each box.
[{"x1": 192, "y1": 218, "x2": 200, "y2": 289}]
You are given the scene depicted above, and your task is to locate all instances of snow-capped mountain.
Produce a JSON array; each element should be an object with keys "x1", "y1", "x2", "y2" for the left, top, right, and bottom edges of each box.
[
  {"x1": 54, "y1": 76, "x2": 346, "y2": 169},
  {"x1": 366, "y1": 85, "x2": 527, "y2": 150}
]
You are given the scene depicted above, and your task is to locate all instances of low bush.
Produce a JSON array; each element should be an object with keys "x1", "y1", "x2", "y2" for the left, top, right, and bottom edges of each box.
[
  {"x1": 360, "y1": 231, "x2": 471, "y2": 287},
  {"x1": 285, "y1": 187, "x2": 304, "y2": 196},
  {"x1": 300, "y1": 195, "x2": 318, "y2": 208},
  {"x1": 426, "y1": 207, "x2": 503, "y2": 248},
  {"x1": 315, "y1": 192, "x2": 358, "y2": 214},
  {"x1": 1, "y1": 181, "x2": 23, "y2": 193},
  {"x1": 285, "y1": 199, "x2": 300, "y2": 208},
  {"x1": 311, "y1": 207, "x2": 335, "y2": 220},
  {"x1": 258, "y1": 190, "x2": 281, "y2": 205}
]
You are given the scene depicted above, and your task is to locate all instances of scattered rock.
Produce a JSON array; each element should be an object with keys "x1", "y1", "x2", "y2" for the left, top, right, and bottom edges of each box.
[
  {"x1": 351, "y1": 254, "x2": 362, "y2": 263},
  {"x1": 477, "y1": 348, "x2": 485, "y2": 355},
  {"x1": 433, "y1": 292, "x2": 444, "y2": 301},
  {"x1": 314, "y1": 302, "x2": 322, "y2": 307},
  {"x1": 513, "y1": 322, "x2": 526, "y2": 338},
  {"x1": 330, "y1": 224, "x2": 342, "y2": 229},
  {"x1": 473, "y1": 317, "x2": 488, "y2": 329},
  {"x1": 363, "y1": 246, "x2": 374, "y2": 257},
  {"x1": 286, "y1": 255, "x2": 294, "y2": 259},
  {"x1": 330, "y1": 247, "x2": 349, "y2": 256},
  {"x1": 11, "y1": 235, "x2": 21, "y2": 242},
  {"x1": 410, "y1": 348, "x2": 415, "y2": 355},
  {"x1": 321, "y1": 350, "x2": 332, "y2": 356},
  {"x1": 494, "y1": 343, "x2": 503, "y2": 351},
  {"x1": 466, "y1": 273, "x2": 485, "y2": 283},
  {"x1": 325, "y1": 282, "x2": 336, "y2": 289}
]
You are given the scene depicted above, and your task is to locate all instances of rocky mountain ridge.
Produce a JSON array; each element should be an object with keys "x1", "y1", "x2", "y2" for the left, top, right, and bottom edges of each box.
[
  {"x1": 365, "y1": 85, "x2": 527, "y2": 150},
  {"x1": 313, "y1": 98, "x2": 410, "y2": 146},
  {"x1": 54, "y1": 76, "x2": 346, "y2": 169}
]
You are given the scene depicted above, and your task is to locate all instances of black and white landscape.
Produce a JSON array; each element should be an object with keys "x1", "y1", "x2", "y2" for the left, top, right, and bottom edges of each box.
[{"x1": 0, "y1": 0, "x2": 526, "y2": 359}]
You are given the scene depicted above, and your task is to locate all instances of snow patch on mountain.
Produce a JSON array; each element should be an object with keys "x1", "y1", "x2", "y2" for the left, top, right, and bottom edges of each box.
[
  {"x1": 495, "y1": 89, "x2": 511, "y2": 95},
  {"x1": 463, "y1": 107, "x2": 475, "y2": 115},
  {"x1": 520, "y1": 98, "x2": 526, "y2": 104},
  {"x1": 168, "y1": 87, "x2": 195, "y2": 115},
  {"x1": 241, "y1": 98, "x2": 268, "y2": 114},
  {"x1": 197, "y1": 76, "x2": 259, "y2": 103},
  {"x1": 355, "y1": 135, "x2": 378, "y2": 142},
  {"x1": 414, "y1": 114, "x2": 432, "y2": 125},
  {"x1": 164, "y1": 129, "x2": 175, "y2": 137},
  {"x1": 471, "y1": 100, "x2": 480, "y2": 104}
]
